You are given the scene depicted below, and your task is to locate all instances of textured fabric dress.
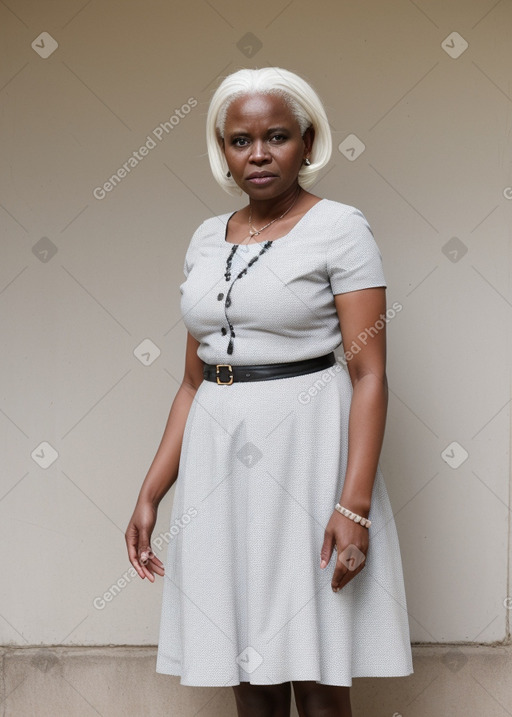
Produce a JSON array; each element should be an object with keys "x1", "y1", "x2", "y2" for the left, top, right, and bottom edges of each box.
[{"x1": 156, "y1": 198, "x2": 414, "y2": 687}]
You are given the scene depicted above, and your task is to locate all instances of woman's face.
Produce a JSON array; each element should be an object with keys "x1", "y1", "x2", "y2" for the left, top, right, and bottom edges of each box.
[{"x1": 219, "y1": 92, "x2": 314, "y2": 200}]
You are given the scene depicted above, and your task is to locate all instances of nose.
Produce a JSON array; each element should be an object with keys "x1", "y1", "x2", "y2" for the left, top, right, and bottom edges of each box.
[{"x1": 249, "y1": 139, "x2": 271, "y2": 164}]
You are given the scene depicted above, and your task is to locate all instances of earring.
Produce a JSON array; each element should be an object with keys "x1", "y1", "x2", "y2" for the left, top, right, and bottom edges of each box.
[
  {"x1": 226, "y1": 170, "x2": 231, "y2": 178},
  {"x1": 303, "y1": 158, "x2": 311, "y2": 166}
]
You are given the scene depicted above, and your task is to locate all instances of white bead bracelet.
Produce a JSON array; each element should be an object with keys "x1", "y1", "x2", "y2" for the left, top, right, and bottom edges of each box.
[{"x1": 335, "y1": 503, "x2": 371, "y2": 528}]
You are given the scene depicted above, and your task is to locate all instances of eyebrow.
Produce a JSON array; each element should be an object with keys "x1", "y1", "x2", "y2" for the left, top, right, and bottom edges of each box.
[{"x1": 227, "y1": 126, "x2": 290, "y2": 137}]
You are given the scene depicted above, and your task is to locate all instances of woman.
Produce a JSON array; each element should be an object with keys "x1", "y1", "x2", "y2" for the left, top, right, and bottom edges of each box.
[{"x1": 125, "y1": 67, "x2": 413, "y2": 717}]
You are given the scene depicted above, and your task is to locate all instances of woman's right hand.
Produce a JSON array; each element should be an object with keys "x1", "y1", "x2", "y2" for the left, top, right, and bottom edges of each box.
[{"x1": 125, "y1": 501, "x2": 165, "y2": 582}]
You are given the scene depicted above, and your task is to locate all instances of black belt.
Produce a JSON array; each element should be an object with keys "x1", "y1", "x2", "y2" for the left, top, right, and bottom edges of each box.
[{"x1": 203, "y1": 352, "x2": 336, "y2": 385}]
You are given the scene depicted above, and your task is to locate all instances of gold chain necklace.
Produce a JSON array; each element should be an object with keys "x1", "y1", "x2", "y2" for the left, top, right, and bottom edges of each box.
[{"x1": 246, "y1": 185, "x2": 302, "y2": 242}]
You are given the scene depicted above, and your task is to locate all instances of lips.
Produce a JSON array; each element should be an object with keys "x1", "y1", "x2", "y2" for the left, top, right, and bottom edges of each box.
[{"x1": 246, "y1": 172, "x2": 277, "y2": 179}]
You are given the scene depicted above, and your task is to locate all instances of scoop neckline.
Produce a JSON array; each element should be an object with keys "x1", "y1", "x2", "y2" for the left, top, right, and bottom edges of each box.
[{"x1": 223, "y1": 197, "x2": 326, "y2": 247}]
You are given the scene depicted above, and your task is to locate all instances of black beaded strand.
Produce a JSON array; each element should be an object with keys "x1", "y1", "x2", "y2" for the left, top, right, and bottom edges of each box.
[
  {"x1": 223, "y1": 240, "x2": 273, "y2": 355},
  {"x1": 224, "y1": 244, "x2": 238, "y2": 281}
]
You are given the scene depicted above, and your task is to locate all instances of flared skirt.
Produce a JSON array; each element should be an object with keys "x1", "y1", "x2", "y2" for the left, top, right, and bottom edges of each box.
[{"x1": 156, "y1": 362, "x2": 413, "y2": 686}]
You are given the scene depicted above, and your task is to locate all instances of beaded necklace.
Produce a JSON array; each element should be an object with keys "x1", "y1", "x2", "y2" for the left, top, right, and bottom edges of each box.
[{"x1": 221, "y1": 187, "x2": 301, "y2": 355}]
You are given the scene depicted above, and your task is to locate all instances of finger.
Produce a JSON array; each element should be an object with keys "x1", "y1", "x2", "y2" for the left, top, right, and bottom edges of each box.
[
  {"x1": 148, "y1": 558, "x2": 165, "y2": 577},
  {"x1": 143, "y1": 549, "x2": 165, "y2": 578},
  {"x1": 143, "y1": 567, "x2": 156, "y2": 582},
  {"x1": 131, "y1": 553, "x2": 148, "y2": 580},
  {"x1": 138, "y1": 558, "x2": 158, "y2": 582},
  {"x1": 335, "y1": 561, "x2": 366, "y2": 592},
  {"x1": 149, "y1": 554, "x2": 165, "y2": 569},
  {"x1": 139, "y1": 537, "x2": 161, "y2": 581},
  {"x1": 331, "y1": 543, "x2": 366, "y2": 592},
  {"x1": 142, "y1": 556, "x2": 165, "y2": 581},
  {"x1": 138, "y1": 531, "x2": 154, "y2": 565},
  {"x1": 125, "y1": 525, "x2": 160, "y2": 581},
  {"x1": 125, "y1": 527, "x2": 147, "y2": 579},
  {"x1": 320, "y1": 532, "x2": 336, "y2": 569}
]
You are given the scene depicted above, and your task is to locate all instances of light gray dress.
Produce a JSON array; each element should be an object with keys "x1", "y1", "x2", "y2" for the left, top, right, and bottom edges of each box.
[{"x1": 156, "y1": 198, "x2": 414, "y2": 686}]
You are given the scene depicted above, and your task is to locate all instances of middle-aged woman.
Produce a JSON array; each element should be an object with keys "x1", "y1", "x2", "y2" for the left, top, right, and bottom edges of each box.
[{"x1": 125, "y1": 67, "x2": 413, "y2": 717}]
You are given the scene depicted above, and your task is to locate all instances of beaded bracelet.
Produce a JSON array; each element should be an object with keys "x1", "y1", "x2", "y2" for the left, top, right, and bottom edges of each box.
[{"x1": 334, "y1": 503, "x2": 371, "y2": 528}]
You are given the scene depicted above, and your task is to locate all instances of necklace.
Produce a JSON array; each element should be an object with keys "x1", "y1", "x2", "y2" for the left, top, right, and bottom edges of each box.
[
  {"x1": 247, "y1": 185, "x2": 302, "y2": 241},
  {"x1": 221, "y1": 187, "x2": 302, "y2": 355},
  {"x1": 224, "y1": 184, "x2": 303, "y2": 281}
]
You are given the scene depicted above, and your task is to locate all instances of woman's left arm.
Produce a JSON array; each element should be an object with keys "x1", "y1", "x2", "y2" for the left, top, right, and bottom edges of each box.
[{"x1": 320, "y1": 286, "x2": 388, "y2": 592}]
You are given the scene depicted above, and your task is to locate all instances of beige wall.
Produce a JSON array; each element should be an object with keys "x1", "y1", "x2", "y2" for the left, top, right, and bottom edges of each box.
[{"x1": 1, "y1": 0, "x2": 511, "y2": 681}]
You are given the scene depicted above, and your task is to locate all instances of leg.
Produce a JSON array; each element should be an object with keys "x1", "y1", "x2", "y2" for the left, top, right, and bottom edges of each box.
[
  {"x1": 292, "y1": 680, "x2": 352, "y2": 717},
  {"x1": 232, "y1": 681, "x2": 292, "y2": 717}
]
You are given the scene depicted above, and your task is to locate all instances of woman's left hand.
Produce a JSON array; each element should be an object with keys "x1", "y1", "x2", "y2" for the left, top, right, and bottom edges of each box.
[{"x1": 320, "y1": 510, "x2": 369, "y2": 592}]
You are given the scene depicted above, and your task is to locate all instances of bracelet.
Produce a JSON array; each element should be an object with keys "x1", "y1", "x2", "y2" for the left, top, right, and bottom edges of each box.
[{"x1": 334, "y1": 503, "x2": 371, "y2": 528}]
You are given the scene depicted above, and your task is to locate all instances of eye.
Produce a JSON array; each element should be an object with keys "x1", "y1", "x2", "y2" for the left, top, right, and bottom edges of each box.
[
  {"x1": 232, "y1": 137, "x2": 249, "y2": 147},
  {"x1": 270, "y1": 134, "x2": 287, "y2": 142}
]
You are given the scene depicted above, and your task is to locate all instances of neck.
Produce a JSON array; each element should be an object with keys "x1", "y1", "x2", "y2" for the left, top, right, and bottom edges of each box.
[{"x1": 248, "y1": 184, "x2": 302, "y2": 224}]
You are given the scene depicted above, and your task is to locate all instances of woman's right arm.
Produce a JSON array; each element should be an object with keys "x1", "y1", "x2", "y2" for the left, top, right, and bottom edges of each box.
[{"x1": 124, "y1": 331, "x2": 204, "y2": 581}]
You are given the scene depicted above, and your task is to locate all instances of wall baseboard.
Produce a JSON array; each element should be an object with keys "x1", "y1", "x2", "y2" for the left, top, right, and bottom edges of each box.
[{"x1": 1, "y1": 645, "x2": 509, "y2": 716}]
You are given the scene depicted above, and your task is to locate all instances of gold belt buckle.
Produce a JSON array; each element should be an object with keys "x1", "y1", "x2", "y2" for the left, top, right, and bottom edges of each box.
[{"x1": 216, "y1": 364, "x2": 234, "y2": 385}]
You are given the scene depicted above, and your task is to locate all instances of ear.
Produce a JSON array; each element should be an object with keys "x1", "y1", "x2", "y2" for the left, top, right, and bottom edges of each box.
[{"x1": 303, "y1": 126, "x2": 315, "y2": 156}]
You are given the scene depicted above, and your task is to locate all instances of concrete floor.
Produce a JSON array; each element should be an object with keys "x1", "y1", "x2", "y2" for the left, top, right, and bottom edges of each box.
[{"x1": 1, "y1": 645, "x2": 511, "y2": 716}]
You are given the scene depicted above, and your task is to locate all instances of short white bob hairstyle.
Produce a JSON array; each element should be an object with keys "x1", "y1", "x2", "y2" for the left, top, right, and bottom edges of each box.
[{"x1": 206, "y1": 67, "x2": 332, "y2": 197}]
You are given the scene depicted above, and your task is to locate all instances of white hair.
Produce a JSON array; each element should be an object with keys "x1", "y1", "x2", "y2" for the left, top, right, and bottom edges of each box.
[{"x1": 206, "y1": 67, "x2": 332, "y2": 197}]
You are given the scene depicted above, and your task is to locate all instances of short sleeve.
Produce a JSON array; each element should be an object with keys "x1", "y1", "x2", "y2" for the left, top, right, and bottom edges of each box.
[{"x1": 327, "y1": 207, "x2": 386, "y2": 295}]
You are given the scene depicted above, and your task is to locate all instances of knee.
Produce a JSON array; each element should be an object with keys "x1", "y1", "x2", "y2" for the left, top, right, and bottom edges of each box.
[
  {"x1": 293, "y1": 683, "x2": 351, "y2": 717},
  {"x1": 232, "y1": 682, "x2": 291, "y2": 716},
  {"x1": 295, "y1": 693, "x2": 332, "y2": 717}
]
